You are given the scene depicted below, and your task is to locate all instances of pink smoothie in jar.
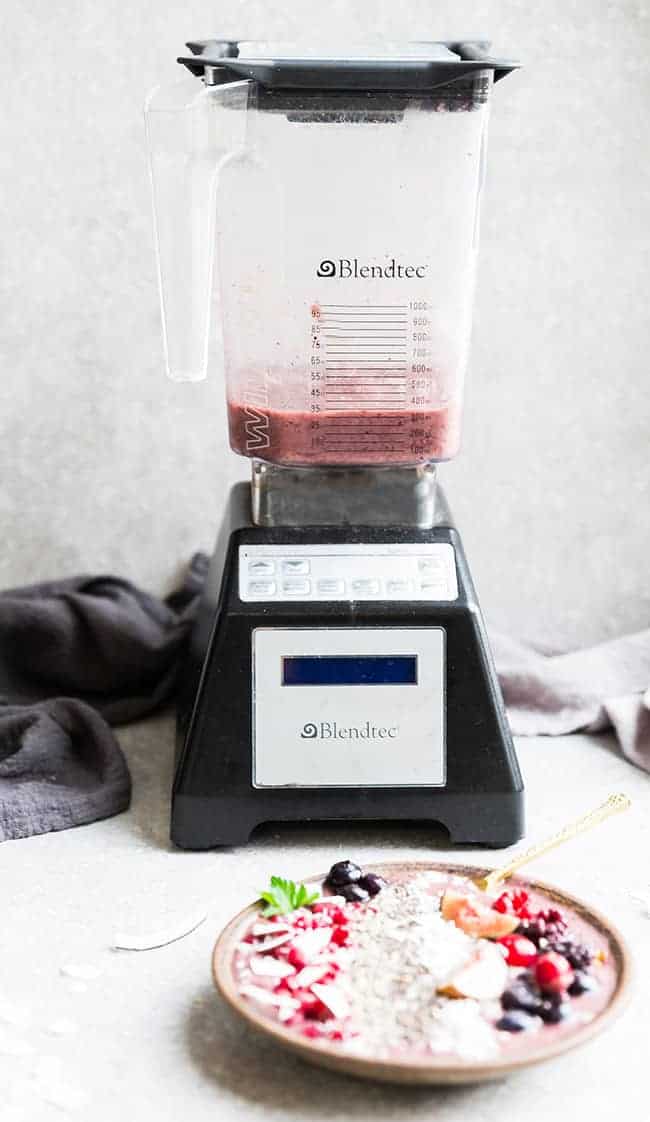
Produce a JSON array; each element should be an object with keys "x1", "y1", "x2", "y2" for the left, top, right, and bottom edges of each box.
[{"x1": 227, "y1": 402, "x2": 460, "y2": 466}]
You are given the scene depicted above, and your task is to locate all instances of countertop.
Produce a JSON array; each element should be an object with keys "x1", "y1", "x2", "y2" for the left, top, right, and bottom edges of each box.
[{"x1": 2, "y1": 718, "x2": 648, "y2": 1122}]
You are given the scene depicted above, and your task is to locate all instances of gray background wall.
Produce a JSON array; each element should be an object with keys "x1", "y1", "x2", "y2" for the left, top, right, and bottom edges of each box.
[{"x1": 1, "y1": 1, "x2": 648, "y2": 651}]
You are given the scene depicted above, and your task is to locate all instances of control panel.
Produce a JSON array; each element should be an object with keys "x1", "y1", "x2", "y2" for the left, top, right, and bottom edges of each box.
[{"x1": 239, "y1": 543, "x2": 458, "y2": 603}]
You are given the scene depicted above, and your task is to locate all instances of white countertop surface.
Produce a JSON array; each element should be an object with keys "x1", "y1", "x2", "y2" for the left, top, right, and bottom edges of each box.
[{"x1": 2, "y1": 719, "x2": 648, "y2": 1122}]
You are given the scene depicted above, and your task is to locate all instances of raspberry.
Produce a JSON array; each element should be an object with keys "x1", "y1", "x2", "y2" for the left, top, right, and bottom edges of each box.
[
  {"x1": 331, "y1": 926, "x2": 349, "y2": 946},
  {"x1": 498, "y1": 934, "x2": 538, "y2": 967},
  {"x1": 535, "y1": 952, "x2": 574, "y2": 994}
]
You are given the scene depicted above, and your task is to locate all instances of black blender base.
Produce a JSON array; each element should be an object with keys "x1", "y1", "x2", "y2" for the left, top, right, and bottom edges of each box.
[
  {"x1": 172, "y1": 484, "x2": 524, "y2": 850},
  {"x1": 171, "y1": 792, "x2": 523, "y2": 849}
]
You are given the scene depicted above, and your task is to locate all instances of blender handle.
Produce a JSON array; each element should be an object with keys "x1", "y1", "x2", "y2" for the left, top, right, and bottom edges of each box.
[{"x1": 145, "y1": 77, "x2": 251, "y2": 382}]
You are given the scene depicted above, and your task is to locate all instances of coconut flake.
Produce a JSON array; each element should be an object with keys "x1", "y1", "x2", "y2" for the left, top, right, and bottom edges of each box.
[
  {"x1": 290, "y1": 927, "x2": 332, "y2": 962},
  {"x1": 239, "y1": 985, "x2": 299, "y2": 1011},
  {"x1": 291, "y1": 964, "x2": 329, "y2": 988},
  {"x1": 255, "y1": 932, "x2": 293, "y2": 953},
  {"x1": 310, "y1": 983, "x2": 350, "y2": 1020},
  {"x1": 249, "y1": 955, "x2": 295, "y2": 979},
  {"x1": 112, "y1": 909, "x2": 207, "y2": 951},
  {"x1": 60, "y1": 963, "x2": 104, "y2": 981},
  {"x1": 251, "y1": 921, "x2": 291, "y2": 937}
]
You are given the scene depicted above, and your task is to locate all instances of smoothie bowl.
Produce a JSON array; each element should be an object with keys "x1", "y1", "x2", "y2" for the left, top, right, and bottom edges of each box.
[{"x1": 212, "y1": 861, "x2": 630, "y2": 1084}]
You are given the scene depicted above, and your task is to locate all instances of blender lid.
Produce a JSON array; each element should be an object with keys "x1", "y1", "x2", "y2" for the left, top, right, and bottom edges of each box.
[{"x1": 178, "y1": 40, "x2": 520, "y2": 91}]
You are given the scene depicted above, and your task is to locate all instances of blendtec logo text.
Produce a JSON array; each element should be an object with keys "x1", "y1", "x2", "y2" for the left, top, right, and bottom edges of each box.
[
  {"x1": 316, "y1": 258, "x2": 427, "y2": 280},
  {"x1": 300, "y1": 721, "x2": 398, "y2": 740}
]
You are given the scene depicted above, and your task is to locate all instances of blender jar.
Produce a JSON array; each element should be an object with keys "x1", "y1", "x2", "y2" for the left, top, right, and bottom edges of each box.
[{"x1": 146, "y1": 42, "x2": 518, "y2": 468}]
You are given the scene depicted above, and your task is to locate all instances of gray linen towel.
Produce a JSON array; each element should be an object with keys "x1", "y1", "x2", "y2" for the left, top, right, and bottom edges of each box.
[
  {"x1": 492, "y1": 630, "x2": 650, "y2": 772},
  {"x1": 0, "y1": 555, "x2": 207, "y2": 841}
]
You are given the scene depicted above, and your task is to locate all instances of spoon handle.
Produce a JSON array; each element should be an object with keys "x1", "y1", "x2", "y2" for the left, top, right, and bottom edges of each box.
[{"x1": 478, "y1": 793, "x2": 631, "y2": 894}]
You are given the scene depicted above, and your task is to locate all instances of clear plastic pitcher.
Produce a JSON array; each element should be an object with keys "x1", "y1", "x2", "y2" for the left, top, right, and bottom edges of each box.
[{"x1": 146, "y1": 41, "x2": 518, "y2": 467}]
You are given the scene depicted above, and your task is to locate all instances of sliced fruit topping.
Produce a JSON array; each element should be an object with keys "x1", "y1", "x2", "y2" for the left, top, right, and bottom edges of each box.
[
  {"x1": 497, "y1": 934, "x2": 538, "y2": 967},
  {"x1": 534, "y1": 952, "x2": 574, "y2": 995},
  {"x1": 438, "y1": 941, "x2": 508, "y2": 1001},
  {"x1": 441, "y1": 890, "x2": 519, "y2": 939}
]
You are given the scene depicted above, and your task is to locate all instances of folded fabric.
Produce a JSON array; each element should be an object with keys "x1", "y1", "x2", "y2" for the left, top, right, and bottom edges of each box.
[
  {"x1": 0, "y1": 699, "x2": 131, "y2": 842},
  {"x1": 0, "y1": 555, "x2": 207, "y2": 841},
  {"x1": 1, "y1": 552, "x2": 648, "y2": 844},
  {"x1": 492, "y1": 630, "x2": 650, "y2": 772}
]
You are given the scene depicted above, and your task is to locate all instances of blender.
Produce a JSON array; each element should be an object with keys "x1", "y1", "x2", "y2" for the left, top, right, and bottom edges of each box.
[{"x1": 145, "y1": 39, "x2": 524, "y2": 848}]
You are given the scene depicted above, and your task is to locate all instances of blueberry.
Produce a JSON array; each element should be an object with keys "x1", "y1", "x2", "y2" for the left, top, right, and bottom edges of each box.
[
  {"x1": 501, "y1": 977, "x2": 543, "y2": 1016},
  {"x1": 550, "y1": 940, "x2": 593, "y2": 971},
  {"x1": 568, "y1": 971, "x2": 597, "y2": 997},
  {"x1": 497, "y1": 1010, "x2": 542, "y2": 1033},
  {"x1": 357, "y1": 873, "x2": 387, "y2": 897},
  {"x1": 540, "y1": 1000, "x2": 571, "y2": 1024},
  {"x1": 326, "y1": 860, "x2": 362, "y2": 888},
  {"x1": 340, "y1": 882, "x2": 369, "y2": 903}
]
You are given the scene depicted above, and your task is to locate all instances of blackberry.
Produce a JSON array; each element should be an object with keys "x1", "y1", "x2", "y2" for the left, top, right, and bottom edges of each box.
[
  {"x1": 568, "y1": 971, "x2": 597, "y2": 997},
  {"x1": 326, "y1": 860, "x2": 362, "y2": 888},
  {"x1": 547, "y1": 938, "x2": 592, "y2": 971},
  {"x1": 340, "y1": 882, "x2": 369, "y2": 903},
  {"x1": 357, "y1": 873, "x2": 386, "y2": 897},
  {"x1": 517, "y1": 909, "x2": 567, "y2": 946},
  {"x1": 497, "y1": 1010, "x2": 541, "y2": 1033},
  {"x1": 539, "y1": 1000, "x2": 571, "y2": 1025},
  {"x1": 501, "y1": 975, "x2": 544, "y2": 1016}
]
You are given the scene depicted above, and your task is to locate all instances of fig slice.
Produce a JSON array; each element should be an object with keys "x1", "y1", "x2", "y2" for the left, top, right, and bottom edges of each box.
[
  {"x1": 438, "y1": 942, "x2": 509, "y2": 1001},
  {"x1": 441, "y1": 890, "x2": 519, "y2": 939}
]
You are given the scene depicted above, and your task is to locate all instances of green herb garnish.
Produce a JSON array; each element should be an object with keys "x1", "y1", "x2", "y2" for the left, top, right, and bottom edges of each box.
[{"x1": 259, "y1": 875, "x2": 319, "y2": 917}]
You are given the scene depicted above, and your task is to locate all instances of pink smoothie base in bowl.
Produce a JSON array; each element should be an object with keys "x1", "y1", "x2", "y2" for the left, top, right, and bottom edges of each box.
[{"x1": 212, "y1": 861, "x2": 631, "y2": 1085}]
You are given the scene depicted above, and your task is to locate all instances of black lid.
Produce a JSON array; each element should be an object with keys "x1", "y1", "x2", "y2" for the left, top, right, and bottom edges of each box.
[{"x1": 178, "y1": 40, "x2": 519, "y2": 92}]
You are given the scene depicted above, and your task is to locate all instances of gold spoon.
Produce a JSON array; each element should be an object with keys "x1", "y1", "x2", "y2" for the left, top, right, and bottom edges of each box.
[{"x1": 474, "y1": 793, "x2": 631, "y2": 894}]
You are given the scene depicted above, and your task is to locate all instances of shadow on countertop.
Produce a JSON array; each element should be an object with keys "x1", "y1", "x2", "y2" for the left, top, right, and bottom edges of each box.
[{"x1": 185, "y1": 984, "x2": 499, "y2": 1116}]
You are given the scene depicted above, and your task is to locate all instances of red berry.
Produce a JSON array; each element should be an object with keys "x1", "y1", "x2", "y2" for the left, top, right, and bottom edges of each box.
[
  {"x1": 535, "y1": 952, "x2": 574, "y2": 994},
  {"x1": 497, "y1": 935, "x2": 538, "y2": 967},
  {"x1": 493, "y1": 889, "x2": 529, "y2": 917},
  {"x1": 331, "y1": 926, "x2": 349, "y2": 946}
]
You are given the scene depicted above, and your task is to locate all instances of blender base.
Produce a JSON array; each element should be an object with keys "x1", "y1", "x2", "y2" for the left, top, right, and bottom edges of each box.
[{"x1": 172, "y1": 482, "x2": 524, "y2": 849}]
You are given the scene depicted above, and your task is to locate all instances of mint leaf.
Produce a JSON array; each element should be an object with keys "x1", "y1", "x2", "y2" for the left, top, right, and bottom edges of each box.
[{"x1": 259, "y1": 875, "x2": 319, "y2": 917}]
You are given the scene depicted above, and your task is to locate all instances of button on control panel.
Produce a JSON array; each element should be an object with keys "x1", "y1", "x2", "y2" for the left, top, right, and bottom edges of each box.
[{"x1": 239, "y1": 544, "x2": 458, "y2": 603}]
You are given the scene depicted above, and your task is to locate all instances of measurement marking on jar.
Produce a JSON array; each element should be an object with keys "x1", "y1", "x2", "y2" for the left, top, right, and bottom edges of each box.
[{"x1": 308, "y1": 301, "x2": 437, "y2": 458}]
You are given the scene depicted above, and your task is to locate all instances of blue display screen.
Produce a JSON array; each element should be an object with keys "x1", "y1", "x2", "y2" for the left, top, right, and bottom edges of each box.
[{"x1": 282, "y1": 655, "x2": 417, "y2": 687}]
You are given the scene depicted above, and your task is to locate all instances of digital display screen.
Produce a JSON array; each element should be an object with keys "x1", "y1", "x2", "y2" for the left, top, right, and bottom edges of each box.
[{"x1": 282, "y1": 655, "x2": 417, "y2": 687}]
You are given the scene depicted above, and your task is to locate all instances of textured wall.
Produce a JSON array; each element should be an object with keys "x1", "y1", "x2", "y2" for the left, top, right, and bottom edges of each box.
[{"x1": 1, "y1": 1, "x2": 649, "y2": 649}]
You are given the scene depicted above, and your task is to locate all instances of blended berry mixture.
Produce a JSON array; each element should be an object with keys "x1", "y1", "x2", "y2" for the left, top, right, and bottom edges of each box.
[{"x1": 227, "y1": 403, "x2": 460, "y2": 466}]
